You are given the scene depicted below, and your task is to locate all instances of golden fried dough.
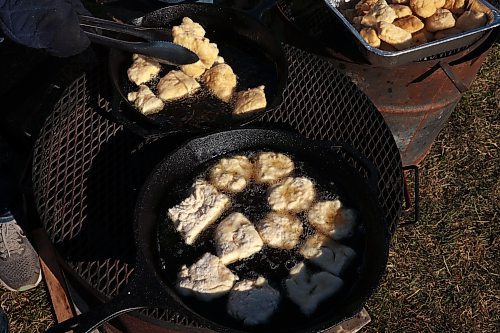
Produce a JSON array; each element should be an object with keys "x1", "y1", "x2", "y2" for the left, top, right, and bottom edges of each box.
[
  {"x1": 172, "y1": 17, "x2": 206, "y2": 39},
  {"x1": 127, "y1": 85, "x2": 164, "y2": 115},
  {"x1": 434, "y1": 0, "x2": 446, "y2": 8},
  {"x1": 412, "y1": 28, "x2": 434, "y2": 45},
  {"x1": 392, "y1": 0, "x2": 410, "y2": 4},
  {"x1": 174, "y1": 34, "x2": 219, "y2": 70},
  {"x1": 425, "y1": 8, "x2": 455, "y2": 32},
  {"x1": 360, "y1": 27, "x2": 381, "y2": 47},
  {"x1": 434, "y1": 27, "x2": 462, "y2": 38},
  {"x1": 468, "y1": 0, "x2": 489, "y2": 15},
  {"x1": 180, "y1": 60, "x2": 206, "y2": 78},
  {"x1": 202, "y1": 63, "x2": 237, "y2": 102},
  {"x1": 434, "y1": 27, "x2": 462, "y2": 39},
  {"x1": 390, "y1": 4, "x2": 413, "y2": 18},
  {"x1": 361, "y1": 0, "x2": 398, "y2": 27},
  {"x1": 377, "y1": 22, "x2": 413, "y2": 50},
  {"x1": 394, "y1": 15, "x2": 425, "y2": 33},
  {"x1": 443, "y1": 0, "x2": 465, "y2": 14},
  {"x1": 157, "y1": 70, "x2": 200, "y2": 101},
  {"x1": 233, "y1": 86, "x2": 267, "y2": 115},
  {"x1": 355, "y1": 0, "x2": 379, "y2": 14},
  {"x1": 127, "y1": 54, "x2": 161, "y2": 86},
  {"x1": 455, "y1": 10, "x2": 488, "y2": 31},
  {"x1": 410, "y1": 0, "x2": 437, "y2": 18}
]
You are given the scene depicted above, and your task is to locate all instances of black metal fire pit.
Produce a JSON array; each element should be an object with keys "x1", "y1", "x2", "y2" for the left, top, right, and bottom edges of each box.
[{"x1": 32, "y1": 41, "x2": 402, "y2": 331}]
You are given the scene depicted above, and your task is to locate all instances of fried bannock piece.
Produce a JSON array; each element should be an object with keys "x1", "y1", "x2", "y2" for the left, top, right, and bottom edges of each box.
[
  {"x1": 455, "y1": 10, "x2": 487, "y2": 31},
  {"x1": 299, "y1": 233, "x2": 357, "y2": 276},
  {"x1": 177, "y1": 253, "x2": 237, "y2": 300},
  {"x1": 307, "y1": 200, "x2": 357, "y2": 240},
  {"x1": 412, "y1": 28, "x2": 434, "y2": 45},
  {"x1": 233, "y1": 86, "x2": 267, "y2": 115},
  {"x1": 361, "y1": 0, "x2": 398, "y2": 27},
  {"x1": 257, "y1": 212, "x2": 303, "y2": 250},
  {"x1": 127, "y1": 54, "x2": 161, "y2": 85},
  {"x1": 394, "y1": 15, "x2": 425, "y2": 33},
  {"x1": 202, "y1": 63, "x2": 237, "y2": 102},
  {"x1": 376, "y1": 22, "x2": 413, "y2": 50},
  {"x1": 167, "y1": 180, "x2": 229, "y2": 245},
  {"x1": 268, "y1": 177, "x2": 316, "y2": 213},
  {"x1": 390, "y1": 4, "x2": 413, "y2": 18},
  {"x1": 255, "y1": 152, "x2": 294, "y2": 184},
  {"x1": 127, "y1": 85, "x2": 164, "y2": 115},
  {"x1": 360, "y1": 27, "x2": 382, "y2": 47},
  {"x1": 157, "y1": 70, "x2": 200, "y2": 101},
  {"x1": 285, "y1": 262, "x2": 343, "y2": 316},
  {"x1": 215, "y1": 213, "x2": 263, "y2": 265},
  {"x1": 442, "y1": 0, "x2": 465, "y2": 15},
  {"x1": 209, "y1": 155, "x2": 253, "y2": 193},
  {"x1": 172, "y1": 17, "x2": 206, "y2": 39},
  {"x1": 425, "y1": 8, "x2": 456, "y2": 32},
  {"x1": 355, "y1": 0, "x2": 380, "y2": 14},
  {"x1": 172, "y1": 17, "x2": 218, "y2": 75},
  {"x1": 227, "y1": 277, "x2": 280, "y2": 325},
  {"x1": 434, "y1": 27, "x2": 462, "y2": 39},
  {"x1": 410, "y1": 0, "x2": 437, "y2": 18}
]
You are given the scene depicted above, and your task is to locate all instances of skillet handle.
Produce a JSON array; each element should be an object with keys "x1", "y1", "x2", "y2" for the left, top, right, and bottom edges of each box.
[{"x1": 45, "y1": 292, "x2": 146, "y2": 333}]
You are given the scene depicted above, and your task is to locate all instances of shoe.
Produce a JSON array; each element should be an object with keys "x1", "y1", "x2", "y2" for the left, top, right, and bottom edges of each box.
[{"x1": 0, "y1": 211, "x2": 41, "y2": 292}]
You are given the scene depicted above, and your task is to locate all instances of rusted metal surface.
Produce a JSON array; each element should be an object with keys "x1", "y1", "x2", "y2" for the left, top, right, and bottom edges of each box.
[
  {"x1": 272, "y1": 2, "x2": 496, "y2": 166},
  {"x1": 330, "y1": 32, "x2": 495, "y2": 166}
]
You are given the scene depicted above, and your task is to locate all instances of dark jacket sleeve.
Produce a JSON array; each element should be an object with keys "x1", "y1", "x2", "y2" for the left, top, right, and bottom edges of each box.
[{"x1": 0, "y1": 0, "x2": 90, "y2": 57}]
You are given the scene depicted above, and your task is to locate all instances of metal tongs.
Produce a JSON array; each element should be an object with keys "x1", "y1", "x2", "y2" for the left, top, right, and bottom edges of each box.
[{"x1": 79, "y1": 15, "x2": 199, "y2": 66}]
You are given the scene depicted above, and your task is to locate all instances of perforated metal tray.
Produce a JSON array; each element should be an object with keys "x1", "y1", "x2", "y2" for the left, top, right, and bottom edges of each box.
[{"x1": 324, "y1": 0, "x2": 500, "y2": 66}]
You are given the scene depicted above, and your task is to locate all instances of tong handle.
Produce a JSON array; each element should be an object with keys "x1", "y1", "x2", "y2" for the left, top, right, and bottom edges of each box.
[
  {"x1": 83, "y1": 32, "x2": 168, "y2": 60},
  {"x1": 79, "y1": 15, "x2": 172, "y2": 42}
]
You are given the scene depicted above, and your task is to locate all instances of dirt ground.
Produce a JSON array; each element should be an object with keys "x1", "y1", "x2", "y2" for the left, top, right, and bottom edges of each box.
[{"x1": 0, "y1": 43, "x2": 498, "y2": 333}]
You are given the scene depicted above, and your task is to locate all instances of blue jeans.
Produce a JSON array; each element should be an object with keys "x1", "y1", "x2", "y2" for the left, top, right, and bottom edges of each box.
[{"x1": 0, "y1": 309, "x2": 8, "y2": 333}]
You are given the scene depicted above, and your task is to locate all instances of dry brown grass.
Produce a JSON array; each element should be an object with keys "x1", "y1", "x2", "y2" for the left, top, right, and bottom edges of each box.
[
  {"x1": 0, "y1": 44, "x2": 498, "y2": 333},
  {"x1": 0, "y1": 281, "x2": 53, "y2": 332},
  {"x1": 366, "y1": 42, "x2": 500, "y2": 333}
]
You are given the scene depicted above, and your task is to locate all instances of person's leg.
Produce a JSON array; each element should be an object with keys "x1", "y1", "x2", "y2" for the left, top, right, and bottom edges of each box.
[
  {"x1": 0, "y1": 308, "x2": 8, "y2": 333},
  {"x1": 0, "y1": 209, "x2": 42, "y2": 292},
  {"x1": 0, "y1": 141, "x2": 41, "y2": 292}
]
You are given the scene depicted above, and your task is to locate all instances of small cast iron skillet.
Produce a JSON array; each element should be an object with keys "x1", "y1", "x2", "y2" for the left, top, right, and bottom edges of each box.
[
  {"x1": 46, "y1": 128, "x2": 390, "y2": 333},
  {"x1": 108, "y1": 2, "x2": 288, "y2": 136}
]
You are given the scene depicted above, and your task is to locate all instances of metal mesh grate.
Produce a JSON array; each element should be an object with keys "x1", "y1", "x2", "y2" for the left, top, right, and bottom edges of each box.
[
  {"x1": 32, "y1": 44, "x2": 402, "y2": 327},
  {"x1": 265, "y1": 45, "x2": 402, "y2": 238}
]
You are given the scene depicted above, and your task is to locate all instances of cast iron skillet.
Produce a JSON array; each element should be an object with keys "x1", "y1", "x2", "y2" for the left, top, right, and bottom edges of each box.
[
  {"x1": 109, "y1": 1, "x2": 288, "y2": 136},
  {"x1": 46, "y1": 128, "x2": 390, "y2": 333}
]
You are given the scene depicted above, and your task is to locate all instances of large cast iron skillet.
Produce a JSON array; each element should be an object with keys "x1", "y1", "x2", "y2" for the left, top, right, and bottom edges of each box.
[
  {"x1": 109, "y1": 2, "x2": 288, "y2": 136},
  {"x1": 46, "y1": 128, "x2": 390, "y2": 333}
]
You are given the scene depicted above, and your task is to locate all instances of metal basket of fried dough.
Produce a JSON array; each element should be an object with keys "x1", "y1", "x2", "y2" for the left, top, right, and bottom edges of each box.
[{"x1": 325, "y1": 0, "x2": 500, "y2": 66}]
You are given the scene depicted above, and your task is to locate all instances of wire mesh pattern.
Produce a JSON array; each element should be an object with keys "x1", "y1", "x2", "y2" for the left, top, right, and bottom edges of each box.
[
  {"x1": 32, "y1": 44, "x2": 402, "y2": 328},
  {"x1": 265, "y1": 44, "x2": 402, "y2": 236}
]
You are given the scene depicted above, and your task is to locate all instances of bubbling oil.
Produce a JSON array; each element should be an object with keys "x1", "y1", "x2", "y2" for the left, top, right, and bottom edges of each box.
[{"x1": 157, "y1": 150, "x2": 366, "y2": 330}]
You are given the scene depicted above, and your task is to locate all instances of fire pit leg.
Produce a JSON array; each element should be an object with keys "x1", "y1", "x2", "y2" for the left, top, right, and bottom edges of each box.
[{"x1": 326, "y1": 308, "x2": 371, "y2": 333}]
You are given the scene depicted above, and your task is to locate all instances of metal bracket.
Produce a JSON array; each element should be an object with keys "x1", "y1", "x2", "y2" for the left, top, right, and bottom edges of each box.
[
  {"x1": 439, "y1": 61, "x2": 469, "y2": 94},
  {"x1": 399, "y1": 164, "x2": 419, "y2": 226}
]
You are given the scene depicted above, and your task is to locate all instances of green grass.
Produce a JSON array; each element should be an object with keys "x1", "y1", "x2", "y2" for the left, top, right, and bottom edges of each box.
[{"x1": 0, "y1": 44, "x2": 498, "y2": 333}]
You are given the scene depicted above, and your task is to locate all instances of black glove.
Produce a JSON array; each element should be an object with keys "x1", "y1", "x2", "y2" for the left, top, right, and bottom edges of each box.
[{"x1": 0, "y1": 0, "x2": 90, "y2": 57}]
